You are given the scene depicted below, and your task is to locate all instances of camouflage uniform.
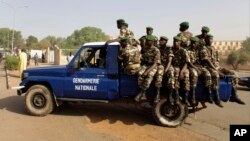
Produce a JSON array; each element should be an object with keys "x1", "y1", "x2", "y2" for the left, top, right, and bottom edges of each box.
[
  {"x1": 199, "y1": 46, "x2": 219, "y2": 91},
  {"x1": 118, "y1": 44, "x2": 141, "y2": 75},
  {"x1": 172, "y1": 47, "x2": 190, "y2": 91},
  {"x1": 177, "y1": 31, "x2": 193, "y2": 48},
  {"x1": 172, "y1": 46, "x2": 190, "y2": 104},
  {"x1": 155, "y1": 46, "x2": 174, "y2": 88},
  {"x1": 198, "y1": 45, "x2": 223, "y2": 107},
  {"x1": 118, "y1": 27, "x2": 134, "y2": 44},
  {"x1": 187, "y1": 46, "x2": 198, "y2": 88},
  {"x1": 138, "y1": 46, "x2": 161, "y2": 90},
  {"x1": 208, "y1": 46, "x2": 245, "y2": 105}
]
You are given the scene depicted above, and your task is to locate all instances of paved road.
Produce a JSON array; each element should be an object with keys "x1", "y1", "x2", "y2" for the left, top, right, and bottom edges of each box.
[{"x1": 0, "y1": 63, "x2": 249, "y2": 141}]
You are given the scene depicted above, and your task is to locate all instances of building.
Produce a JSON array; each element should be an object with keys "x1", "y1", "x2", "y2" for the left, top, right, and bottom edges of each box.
[{"x1": 212, "y1": 41, "x2": 243, "y2": 56}]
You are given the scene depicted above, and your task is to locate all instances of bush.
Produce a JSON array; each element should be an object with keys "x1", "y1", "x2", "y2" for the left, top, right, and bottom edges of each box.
[{"x1": 5, "y1": 55, "x2": 19, "y2": 70}]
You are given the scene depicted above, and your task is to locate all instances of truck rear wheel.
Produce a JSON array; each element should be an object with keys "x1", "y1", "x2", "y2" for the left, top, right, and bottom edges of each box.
[
  {"x1": 152, "y1": 98, "x2": 188, "y2": 127},
  {"x1": 25, "y1": 85, "x2": 54, "y2": 116}
]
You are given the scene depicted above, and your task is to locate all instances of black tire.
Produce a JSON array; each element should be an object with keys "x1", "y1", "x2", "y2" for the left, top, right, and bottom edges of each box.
[
  {"x1": 152, "y1": 98, "x2": 188, "y2": 127},
  {"x1": 25, "y1": 85, "x2": 54, "y2": 116}
]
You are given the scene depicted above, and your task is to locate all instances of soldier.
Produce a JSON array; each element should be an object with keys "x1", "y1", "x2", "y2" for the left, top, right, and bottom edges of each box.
[
  {"x1": 105, "y1": 19, "x2": 134, "y2": 45},
  {"x1": 177, "y1": 21, "x2": 193, "y2": 48},
  {"x1": 139, "y1": 36, "x2": 146, "y2": 48},
  {"x1": 154, "y1": 36, "x2": 175, "y2": 104},
  {"x1": 145, "y1": 27, "x2": 158, "y2": 47},
  {"x1": 196, "y1": 26, "x2": 210, "y2": 41},
  {"x1": 172, "y1": 36, "x2": 190, "y2": 105},
  {"x1": 199, "y1": 37, "x2": 223, "y2": 107},
  {"x1": 118, "y1": 36, "x2": 141, "y2": 75},
  {"x1": 135, "y1": 35, "x2": 161, "y2": 102},
  {"x1": 186, "y1": 37, "x2": 200, "y2": 105},
  {"x1": 204, "y1": 35, "x2": 245, "y2": 105},
  {"x1": 116, "y1": 19, "x2": 125, "y2": 29}
]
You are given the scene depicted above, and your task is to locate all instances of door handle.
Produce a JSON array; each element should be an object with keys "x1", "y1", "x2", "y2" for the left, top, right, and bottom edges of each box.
[{"x1": 97, "y1": 75, "x2": 104, "y2": 77}]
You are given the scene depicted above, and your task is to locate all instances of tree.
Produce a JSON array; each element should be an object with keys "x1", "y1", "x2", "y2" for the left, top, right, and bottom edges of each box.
[
  {"x1": 0, "y1": 28, "x2": 25, "y2": 50},
  {"x1": 227, "y1": 50, "x2": 250, "y2": 70},
  {"x1": 26, "y1": 35, "x2": 38, "y2": 49},
  {"x1": 66, "y1": 26, "x2": 109, "y2": 48},
  {"x1": 242, "y1": 37, "x2": 250, "y2": 52}
]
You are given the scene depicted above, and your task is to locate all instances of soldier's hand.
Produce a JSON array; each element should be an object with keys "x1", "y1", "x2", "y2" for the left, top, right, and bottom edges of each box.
[
  {"x1": 179, "y1": 72, "x2": 184, "y2": 80},
  {"x1": 142, "y1": 71, "x2": 148, "y2": 77}
]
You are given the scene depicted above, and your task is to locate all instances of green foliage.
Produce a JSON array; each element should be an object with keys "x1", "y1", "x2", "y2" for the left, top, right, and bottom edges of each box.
[
  {"x1": 66, "y1": 27, "x2": 109, "y2": 48},
  {"x1": 227, "y1": 37, "x2": 250, "y2": 70},
  {"x1": 227, "y1": 50, "x2": 250, "y2": 70},
  {"x1": 242, "y1": 37, "x2": 250, "y2": 52},
  {"x1": 26, "y1": 35, "x2": 38, "y2": 49},
  {"x1": 5, "y1": 55, "x2": 19, "y2": 70},
  {"x1": 0, "y1": 28, "x2": 25, "y2": 49}
]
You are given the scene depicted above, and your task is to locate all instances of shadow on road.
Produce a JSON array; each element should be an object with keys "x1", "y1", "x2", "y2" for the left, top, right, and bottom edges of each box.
[
  {"x1": 53, "y1": 102, "x2": 155, "y2": 126},
  {"x1": 0, "y1": 95, "x2": 27, "y2": 115}
]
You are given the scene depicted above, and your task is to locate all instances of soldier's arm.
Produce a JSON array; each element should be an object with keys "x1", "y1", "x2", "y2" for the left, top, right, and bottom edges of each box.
[
  {"x1": 143, "y1": 49, "x2": 160, "y2": 76},
  {"x1": 164, "y1": 56, "x2": 173, "y2": 73},
  {"x1": 204, "y1": 59, "x2": 217, "y2": 70},
  {"x1": 144, "y1": 63, "x2": 157, "y2": 76},
  {"x1": 104, "y1": 38, "x2": 121, "y2": 47}
]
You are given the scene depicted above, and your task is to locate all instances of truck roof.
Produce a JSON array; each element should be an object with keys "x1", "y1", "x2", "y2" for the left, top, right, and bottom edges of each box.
[{"x1": 83, "y1": 42, "x2": 120, "y2": 46}]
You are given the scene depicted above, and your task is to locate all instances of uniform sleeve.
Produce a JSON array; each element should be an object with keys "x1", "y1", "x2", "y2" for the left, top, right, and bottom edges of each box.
[
  {"x1": 200, "y1": 48, "x2": 209, "y2": 60},
  {"x1": 154, "y1": 48, "x2": 161, "y2": 65},
  {"x1": 183, "y1": 49, "x2": 191, "y2": 63}
]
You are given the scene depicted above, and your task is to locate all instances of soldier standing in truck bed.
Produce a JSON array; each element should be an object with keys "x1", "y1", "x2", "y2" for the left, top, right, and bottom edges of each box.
[
  {"x1": 177, "y1": 21, "x2": 193, "y2": 48},
  {"x1": 135, "y1": 35, "x2": 161, "y2": 102}
]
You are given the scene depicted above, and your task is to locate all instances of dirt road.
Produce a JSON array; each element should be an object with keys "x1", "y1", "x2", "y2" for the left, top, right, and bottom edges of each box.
[{"x1": 0, "y1": 63, "x2": 249, "y2": 141}]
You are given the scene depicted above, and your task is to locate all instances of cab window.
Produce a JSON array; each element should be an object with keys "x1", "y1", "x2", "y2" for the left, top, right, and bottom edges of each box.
[{"x1": 75, "y1": 47, "x2": 106, "y2": 68}]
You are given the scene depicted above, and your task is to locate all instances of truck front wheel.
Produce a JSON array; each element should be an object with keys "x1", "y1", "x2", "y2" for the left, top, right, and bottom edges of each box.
[
  {"x1": 152, "y1": 98, "x2": 188, "y2": 127},
  {"x1": 25, "y1": 85, "x2": 54, "y2": 116}
]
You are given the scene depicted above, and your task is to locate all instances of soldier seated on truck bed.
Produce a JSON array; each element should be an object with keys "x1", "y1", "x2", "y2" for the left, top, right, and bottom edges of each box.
[
  {"x1": 135, "y1": 35, "x2": 161, "y2": 102},
  {"x1": 118, "y1": 36, "x2": 141, "y2": 75}
]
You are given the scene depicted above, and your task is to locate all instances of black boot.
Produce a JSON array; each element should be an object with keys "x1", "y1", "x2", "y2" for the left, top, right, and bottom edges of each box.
[
  {"x1": 182, "y1": 90, "x2": 190, "y2": 106},
  {"x1": 207, "y1": 87, "x2": 213, "y2": 104},
  {"x1": 229, "y1": 87, "x2": 245, "y2": 105},
  {"x1": 168, "y1": 88, "x2": 174, "y2": 105},
  {"x1": 154, "y1": 88, "x2": 161, "y2": 103},
  {"x1": 214, "y1": 89, "x2": 223, "y2": 108},
  {"x1": 135, "y1": 90, "x2": 145, "y2": 102},
  {"x1": 190, "y1": 87, "x2": 196, "y2": 106},
  {"x1": 174, "y1": 89, "x2": 180, "y2": 104}
]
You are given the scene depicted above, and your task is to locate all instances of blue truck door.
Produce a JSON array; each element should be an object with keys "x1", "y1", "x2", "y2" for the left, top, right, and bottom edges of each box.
[{"x1": 63, "y1": 45, "x2": 119, "y2": 100}]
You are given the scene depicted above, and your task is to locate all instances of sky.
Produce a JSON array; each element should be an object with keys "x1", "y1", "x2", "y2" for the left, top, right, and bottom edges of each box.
[{"x1": 0, "y1": 0, "x2": 249, "y2": 41}]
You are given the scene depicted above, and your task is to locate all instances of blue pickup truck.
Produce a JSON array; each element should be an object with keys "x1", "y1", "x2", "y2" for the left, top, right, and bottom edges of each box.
[{"x1": 17, "y1": 42, "x2": 233, "y2": 127}]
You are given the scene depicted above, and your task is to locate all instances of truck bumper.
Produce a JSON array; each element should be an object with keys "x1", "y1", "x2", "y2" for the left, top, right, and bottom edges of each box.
[{"x1": 16, "y1": 86, "x2": 25, "y2": 96}]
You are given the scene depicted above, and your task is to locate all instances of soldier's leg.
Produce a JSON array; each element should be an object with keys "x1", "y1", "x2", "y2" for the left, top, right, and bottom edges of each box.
[
  {"x1": 189, "y1": 68, "x2": 198, "y2": 105},
  {"x1": 135, "y1": 65, "x2": 147, "y2": 102},
  {"x1": 182, "y1": 69, "x2": 190, "y2": 105},
  {"x1": 174, "y1": 67, "x2": 180, "y2": 104},
  {"x1": 141, "y1": 67, "x2": 157, "y2": 100},
  {"x1": 166, "y1": 66, "x2": 175, "y2": 105},
  {"x1": 201, "y1": 68, "x2": 213, "y2": 103},
  {"x1": 154, "y1": 65, "x2": 164, "y2": 103},
  {"x1": 225, "y1": 69, "x2": 245, "y2": 105},
  {"x1": 209, "y1": 69, "x2": 223, "y2": 107}
]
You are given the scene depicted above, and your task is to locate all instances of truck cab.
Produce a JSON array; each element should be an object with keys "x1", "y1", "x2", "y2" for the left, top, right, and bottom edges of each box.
[{"x1": 17, "y1": 42, "x2": 233, "y2": 127}]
